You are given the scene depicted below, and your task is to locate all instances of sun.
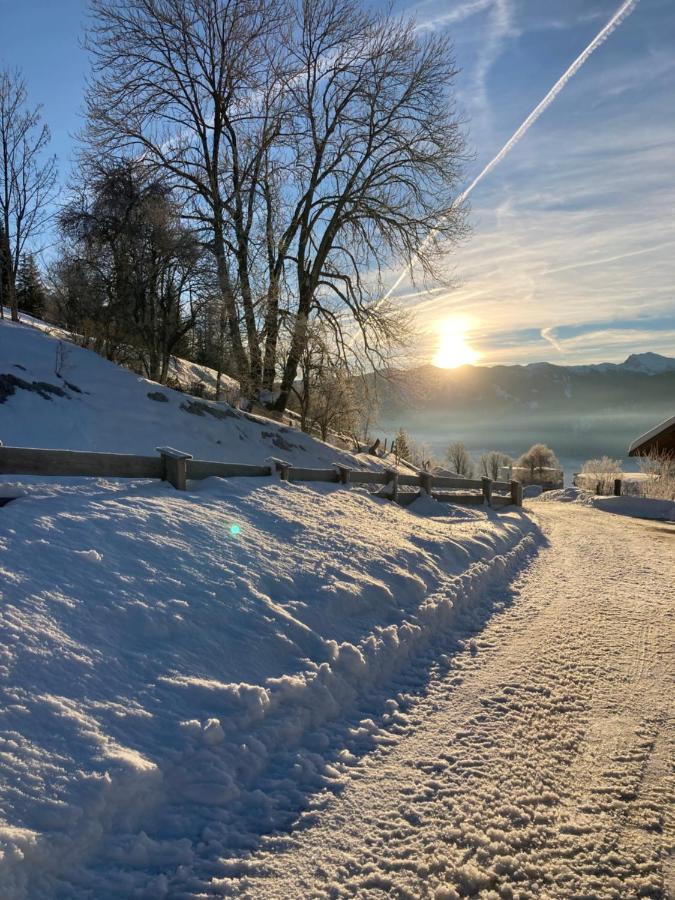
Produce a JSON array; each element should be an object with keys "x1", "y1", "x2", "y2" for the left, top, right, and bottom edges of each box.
[{"x1": 432, "y1": 316, "x2": 481, "y2": 368}]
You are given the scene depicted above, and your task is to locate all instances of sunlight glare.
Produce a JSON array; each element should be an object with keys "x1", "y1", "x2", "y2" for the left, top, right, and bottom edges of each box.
[{"x1": 432, "y1": 316, "x2": 481, "y2": 368}]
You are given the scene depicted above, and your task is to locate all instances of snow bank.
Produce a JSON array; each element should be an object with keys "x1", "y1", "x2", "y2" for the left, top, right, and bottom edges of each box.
[
  {"x1": 590, "y1": 494, "x2": 675, "y2": 521},
  {"x1": 531, "y1": 487, "x2": 675, "y2": 521},
  {"x1": 0, "y1": 475, "x2": 540, "y2": 896}
]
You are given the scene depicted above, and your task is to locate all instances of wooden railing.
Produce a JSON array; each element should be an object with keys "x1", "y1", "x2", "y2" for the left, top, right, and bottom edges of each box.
[{"x1": 0, "y1": 444, "x2": 523, "y2": 508}]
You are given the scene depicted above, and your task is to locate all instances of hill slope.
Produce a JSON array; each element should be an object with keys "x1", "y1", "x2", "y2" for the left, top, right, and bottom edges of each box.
[{"x1": 0, "y1": 318, "x2": 359, "y2": 470}]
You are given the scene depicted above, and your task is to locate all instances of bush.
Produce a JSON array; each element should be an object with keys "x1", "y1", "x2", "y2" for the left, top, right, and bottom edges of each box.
[
  {"x1": 638, "y1": 452, "x2": 675, "y2": 501},
  {"x1": 579, "y1": 456, "x2": 622, "y2": 495}
]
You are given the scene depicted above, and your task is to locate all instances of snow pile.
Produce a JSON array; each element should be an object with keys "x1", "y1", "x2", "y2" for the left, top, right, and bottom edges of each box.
[
  {"x1": 531, "y1": 486, "x2": 675, "y2": 521},
  {"x1": 0, "y1": 475, "x2": 540, "y2": 897},
  {"x1": 590, "y1": 494, "x2": 675, "y2": 521},
  {"x1": 0, "y1": 318, "x2": 373, "y2": 472},
  {"x1": 530, "y1": 486, "x2": 592, "y2": 504}
]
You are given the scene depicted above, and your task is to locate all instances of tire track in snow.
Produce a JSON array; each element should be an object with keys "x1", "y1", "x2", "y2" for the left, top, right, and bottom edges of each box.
[{"x1": 217, "y1": 503, "x2": 674, "y2": 899}]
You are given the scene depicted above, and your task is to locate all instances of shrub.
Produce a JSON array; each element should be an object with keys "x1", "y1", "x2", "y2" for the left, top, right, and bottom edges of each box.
[{"x1": 579, "y1": 456, "x2": 622, "y2": 495}]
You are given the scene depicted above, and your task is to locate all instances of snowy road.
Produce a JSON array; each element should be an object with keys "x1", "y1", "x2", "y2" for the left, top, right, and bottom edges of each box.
[{"x1": 224, "y1": 503, "x2": 674, "y2": 899}]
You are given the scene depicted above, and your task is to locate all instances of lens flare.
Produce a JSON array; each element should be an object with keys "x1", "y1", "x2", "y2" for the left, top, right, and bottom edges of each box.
[{"x1": 229, "y1": 523, "x2": 241, "y2": 536}]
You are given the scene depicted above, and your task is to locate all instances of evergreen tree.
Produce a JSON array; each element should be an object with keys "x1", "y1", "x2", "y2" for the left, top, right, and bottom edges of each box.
[{"x1": 16, "y1": 253, "x2": 46, "y2": 318}]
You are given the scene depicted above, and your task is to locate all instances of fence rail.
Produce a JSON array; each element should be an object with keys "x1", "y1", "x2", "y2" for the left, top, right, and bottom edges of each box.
[{"x1": 0, "y1": 444, "x2": 523, "y2": 508}]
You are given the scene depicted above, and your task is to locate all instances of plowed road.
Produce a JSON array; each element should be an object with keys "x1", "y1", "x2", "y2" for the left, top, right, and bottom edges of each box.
[{"x1": 234, "y1": 503, "x2": 674, "y2": 899}]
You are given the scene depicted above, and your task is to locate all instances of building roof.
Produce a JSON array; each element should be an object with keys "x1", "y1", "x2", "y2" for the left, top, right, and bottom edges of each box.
[{"x1": 628, "y1": 413, "x2": 675, "y2": 456}]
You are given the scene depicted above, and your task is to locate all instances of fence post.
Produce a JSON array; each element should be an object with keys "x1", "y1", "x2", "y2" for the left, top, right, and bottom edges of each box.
[
  {"x1": 481, "y1": 476, "x2": 493, "y2": 507},
  {"x1": 335, "y1": 465, "x2": 351, "y2": 485},
  {"x1": 276, "y1": 460, "x2": 292, "y2": 481},
  {"x1": 419, "y1": 471, "x2": 434, "y2": 496},
  {"x1": 156, "y1": 447, "x2": 193, "y2": 491},
  {"x1": 510, "y1": 479, "x2": 523, "y2": 507},
  {"x1": 386, "y1": 469, "x2": 399, "y2": 503},
  {"x1": 614, "y1": 478, "x2": 622, "y2": 497}
]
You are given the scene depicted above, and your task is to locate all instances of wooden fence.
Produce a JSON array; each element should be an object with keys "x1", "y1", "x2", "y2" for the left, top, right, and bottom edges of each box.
[{"x1": 0, "y1": 444, "x2": 523, "y2": 508}]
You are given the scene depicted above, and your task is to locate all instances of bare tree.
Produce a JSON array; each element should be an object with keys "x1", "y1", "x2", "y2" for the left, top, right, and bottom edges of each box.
[
  {"x1": 85, "y1": 0, "x2": 285, "y2": 393},
  {"x1": 84, "y1": 0, "x2": 467, "y2": 406},
  {"x1": 446, "y1": 440, "x2": 474, "y2": 478},
  {"x1": 479, "y1": 450, "x2": 512, "y2": 481},
  {"x1": 0, "y1": 69, "x2": 57, "y2": 322},
  {"x1": 517, "y1": 443, "x2": 560, "y2": 479},
  {"x1": 271, "y1": 0, "x2": 467, "y2": 410}
]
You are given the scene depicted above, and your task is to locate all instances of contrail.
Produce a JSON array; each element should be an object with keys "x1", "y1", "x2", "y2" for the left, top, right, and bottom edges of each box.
[{"x1": 381, "y1": 0, "x2": 640, "y2": 304}]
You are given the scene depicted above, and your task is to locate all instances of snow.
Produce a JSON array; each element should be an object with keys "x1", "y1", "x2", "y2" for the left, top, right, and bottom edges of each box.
[
  {"x1": 0, "y1": 318, "x2": 374, "y2": 472},
  {"x1": 533, "y1": 486, "x2": 675, "y2": 521},
  {"x1": 0, "y1": 474, "x2": 539, "y2": 897},
  {"x1": 4, "y1": 309, "x2": 240, "y2": 400},
  {"x1": 591, "y1": 494, "x2": 675, "y2": 521},
  {"x1": 221, "y1": 502, "x2": 674, "y2": 899}
]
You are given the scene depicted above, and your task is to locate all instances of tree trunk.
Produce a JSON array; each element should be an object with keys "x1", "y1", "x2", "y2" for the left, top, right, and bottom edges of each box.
[
  {"x1": 273, "y1": 295, "x2": 311, "y2": 412},
  {"x1": 261, "y1": 277, "x2": 280, "y2": 391},
  {"x1": 7, "y1": 278, "x2": 18, "y2": 322},
  {"x1": 212, "y1": 225, "x2": 249, "y2": 391}
]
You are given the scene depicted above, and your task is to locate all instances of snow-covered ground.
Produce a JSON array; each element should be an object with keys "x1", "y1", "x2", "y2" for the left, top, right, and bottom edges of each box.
[
  {"x1": 0, "y1": 474, "x2": 538, "y2": 898},
  {"x1": 218, "y1": 502, "x2": 674, "y2": 899},
  {"x1": 4, "y1": 314, "x2": 671, "y2": 898},
  {"x1": 0, "y1": 318, "x2": 373, "y2": 472},
  {"x1": 535, "y1": 487, "x2": 675, "y2": 522},
  {"x1": 2, "y1": 309, "x2": 240, "y2": 401}
]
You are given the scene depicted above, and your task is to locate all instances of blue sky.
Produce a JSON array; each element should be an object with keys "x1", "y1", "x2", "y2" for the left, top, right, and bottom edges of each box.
[{"x1": 1, "y1": 0, "x2": 674, "y2": 366}]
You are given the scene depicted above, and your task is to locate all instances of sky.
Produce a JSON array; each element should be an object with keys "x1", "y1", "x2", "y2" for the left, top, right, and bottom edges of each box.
[{"x1": 1, "y1": 0, "x2": 674, "y2": 367}]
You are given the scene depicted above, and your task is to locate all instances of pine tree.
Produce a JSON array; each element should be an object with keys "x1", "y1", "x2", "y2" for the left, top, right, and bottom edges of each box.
[
  {"x1": 15, "y1": 253, "x2": 47, "y2": 319},
  {"x1": 393, "y1": 428, "x2": 411, "y2": 465}
]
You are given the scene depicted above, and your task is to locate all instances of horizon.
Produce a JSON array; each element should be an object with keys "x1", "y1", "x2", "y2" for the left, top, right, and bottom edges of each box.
[{"x1": 1, "y1": 0, "x2": 674, "y2": 367}]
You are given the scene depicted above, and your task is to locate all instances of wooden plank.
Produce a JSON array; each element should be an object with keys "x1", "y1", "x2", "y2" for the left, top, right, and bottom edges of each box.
[
  {"x1": 288, "y1": 467, "x2": 340, "y2": 483},
  {"x1": 0, "y1": 446, "x2": 163, "y2": 479},
  {"x1": 397, "y1": 473, "x2": 420, "y2": 486},
  {"x1": 432, "y1": 475, "x2": 482, "y2": 490},
  {"x1": 432, "y1": 492, "x2": 483, "y2": 505},
  {"x1": 349, "y1": 471, "x2": 389, "y2": 485},
  {"x1": 394, "y1": 489, "x2": 419, "y2": 506},
  {"x1": 492, "y1": 480, "x2": 512, "y2": 490},
  {"x1": 156, "y1": 446, "x2": 193, "y2": 460},
  {"x1": 187, "y1": 460, "x2": 272, "y2": 480}
]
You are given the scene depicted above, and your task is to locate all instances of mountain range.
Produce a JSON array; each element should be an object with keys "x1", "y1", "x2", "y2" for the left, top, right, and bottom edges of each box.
[{"x1": 375, "y1": 353, "x2": 675, "y2": 469}]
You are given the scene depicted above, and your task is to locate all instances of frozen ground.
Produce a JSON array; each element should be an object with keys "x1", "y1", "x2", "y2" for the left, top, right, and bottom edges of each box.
[
  {"x1": 216, "y1": 502, "x2": 675, "y2": 899},
  {"x1": 0, "y1": 476, "x2": 538, "y2": 898}
]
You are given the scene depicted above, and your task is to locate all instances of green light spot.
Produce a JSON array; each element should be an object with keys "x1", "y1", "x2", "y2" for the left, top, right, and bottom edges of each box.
[{"x1": 230, "y1": 523, "x2": 241, "y2": 536}]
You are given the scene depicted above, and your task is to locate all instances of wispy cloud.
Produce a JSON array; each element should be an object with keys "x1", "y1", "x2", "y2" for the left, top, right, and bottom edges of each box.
[{"x1": 541, "y1": 327, "x2": 564, "y2": 353}]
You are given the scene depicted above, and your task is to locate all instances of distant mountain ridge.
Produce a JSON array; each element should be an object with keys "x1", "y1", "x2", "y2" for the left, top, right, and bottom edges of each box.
[
  {"x1": 569, "y1": 352, "x2": 675, "y2": 376},
  {"x1": 375, "y1": 352, "x2": 675, "y2": 466}
]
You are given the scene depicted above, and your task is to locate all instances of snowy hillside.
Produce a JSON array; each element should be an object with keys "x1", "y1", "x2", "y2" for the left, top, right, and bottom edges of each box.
[{"x1": 0, "y1": 318, "x2": 361, "y2": 470}]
